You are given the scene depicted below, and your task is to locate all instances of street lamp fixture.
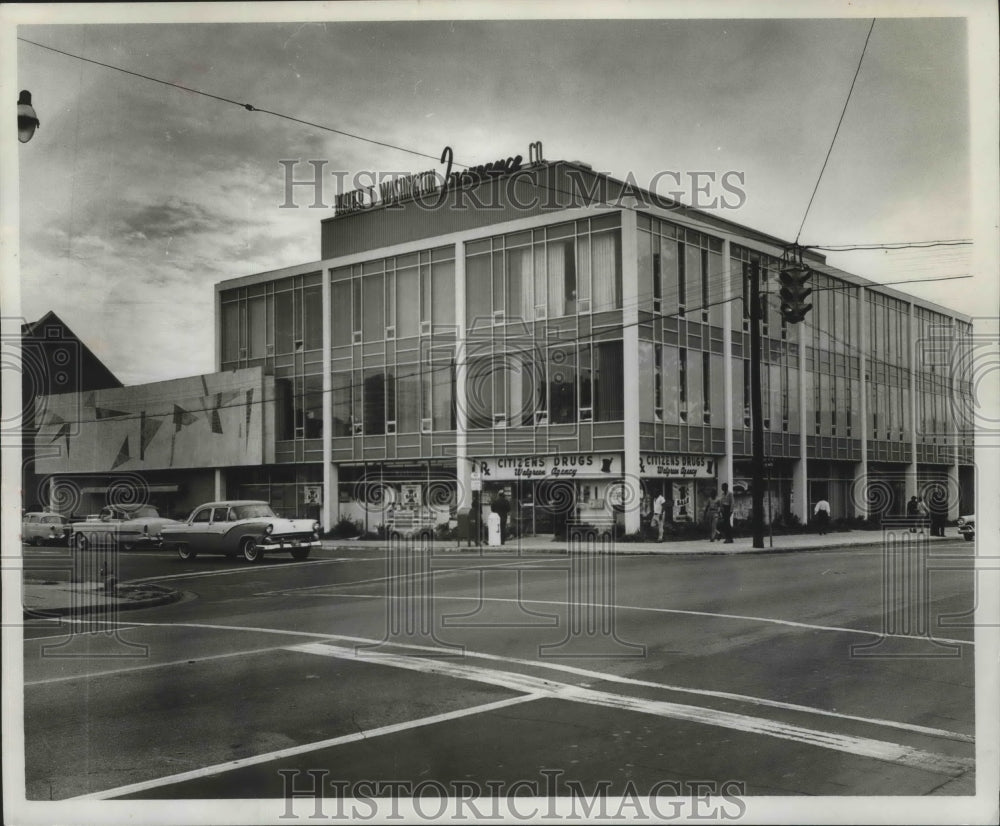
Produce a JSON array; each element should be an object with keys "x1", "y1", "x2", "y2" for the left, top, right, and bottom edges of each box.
[{"x1": 18, "y1": 90, "x2": 40, "y2": 143}]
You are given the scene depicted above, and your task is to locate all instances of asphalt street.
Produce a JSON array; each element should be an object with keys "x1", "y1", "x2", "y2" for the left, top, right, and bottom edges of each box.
[{"x1": 19, "y1": 537, "x2": 976, "y2": 807}]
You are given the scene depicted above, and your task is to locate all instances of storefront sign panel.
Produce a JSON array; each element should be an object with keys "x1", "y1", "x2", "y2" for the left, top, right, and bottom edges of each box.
[
  {"x1": 639, "y1": 453, "x2": 717, "y2": 479},
  {"x1": 477, "y1": 454, "x2": 622, "y2": 481}
]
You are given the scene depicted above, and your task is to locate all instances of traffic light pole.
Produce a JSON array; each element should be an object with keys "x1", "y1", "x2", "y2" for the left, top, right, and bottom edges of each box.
[{"x1": 748, "y1": 259, "x2": 766, "y2": 549}]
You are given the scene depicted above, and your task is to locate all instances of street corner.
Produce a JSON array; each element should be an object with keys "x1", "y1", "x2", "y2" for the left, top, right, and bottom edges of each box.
[{"x1": 21, "y1": 579, "x2": 182, "y2": 618}]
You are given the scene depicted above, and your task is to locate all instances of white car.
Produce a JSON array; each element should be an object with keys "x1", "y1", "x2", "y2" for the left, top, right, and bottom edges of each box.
[
  {"x1": 22, "y1": 512, "x2": 71, "y2": 546},
  {"x1": 70, "y1": 504, "x2": 181, "y2": 551},
  {"x1": 161, "y1": 500, "x2": 321, "y2": 563}
]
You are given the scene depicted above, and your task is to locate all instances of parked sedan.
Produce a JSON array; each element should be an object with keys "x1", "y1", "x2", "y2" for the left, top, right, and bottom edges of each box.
[
  {"x1": 70, "y1": 504, "x2": 181, "y2": 551},
  {"x1": 161, "y1": 500, "x2": 320, "y2": 563},
  {"x1": 22, "y1": 512, "x2": 71, "y2": 546},
  {"x1": 956, "y1": 514, "x2": 975, "y2": 542}
]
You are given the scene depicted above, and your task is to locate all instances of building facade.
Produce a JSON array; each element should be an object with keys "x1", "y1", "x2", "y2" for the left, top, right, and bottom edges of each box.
[{"x1": 210, "y1": 155, "x2": 974, "y2": 535}]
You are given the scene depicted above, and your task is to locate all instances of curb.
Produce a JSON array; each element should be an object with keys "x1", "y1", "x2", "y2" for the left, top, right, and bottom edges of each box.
[
  {"x1": 22, "y1": 582, "x2": 182, "y2": 619},
  {"x1": 321, "y1": 537, "x2": 908, "y2": 556}
]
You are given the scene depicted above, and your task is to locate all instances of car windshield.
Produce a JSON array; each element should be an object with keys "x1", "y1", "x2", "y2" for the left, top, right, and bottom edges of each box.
[{"x1": 232, "y1": 504, "x2": 276, "y2": 520}]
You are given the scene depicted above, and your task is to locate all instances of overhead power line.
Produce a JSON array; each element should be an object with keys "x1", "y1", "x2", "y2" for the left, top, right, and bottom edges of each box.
[
  {"x1": 21, "y1": 36, "x2": 973, "y2": 259},
  {"x1": 18, "y1": 36, "x2": 448, "y2": 167},
  {"x1": 794, "y1": 18, "x2": 877, "y2": 245},
  {"x1": 811, "y1": 240, "x2": 972, "y2": 251}
]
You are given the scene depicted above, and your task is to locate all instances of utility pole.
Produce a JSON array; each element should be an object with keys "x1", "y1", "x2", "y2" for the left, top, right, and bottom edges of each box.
[{"x1": 748, "y1": 259, "x2": 766, "y2": 549}]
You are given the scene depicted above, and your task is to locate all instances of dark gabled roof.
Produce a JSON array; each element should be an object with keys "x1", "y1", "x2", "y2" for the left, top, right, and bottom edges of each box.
[{"x1": 22, "y1": 310, "x2": 123, "y2": 389}]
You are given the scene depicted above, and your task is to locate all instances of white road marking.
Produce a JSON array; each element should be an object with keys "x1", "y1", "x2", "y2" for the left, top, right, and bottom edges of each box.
[
  {"x1": 35, "y1": 617, "x2": 973, "y2": 745},
  {"x1": 25, "y1": 644, "x2": 294, "y2": 685},
  {"x1": 250, "y1": 556, "x2": 566, "y2": 597},
  {"x1": 290, "y1": 642, "x2": 974, "y2": 777},
  {"x1": 23, "y1": 625, "x2": 141, "y2": 642},
  {"x1": 72, "y1": 694, "x2": 542, "y2": 800},
  {"x1": 130, "y1": 557, "x2": 366, "y2": 584},
  {"x1": 283, "y1": 591, "x2": 975, "y2": 648}
]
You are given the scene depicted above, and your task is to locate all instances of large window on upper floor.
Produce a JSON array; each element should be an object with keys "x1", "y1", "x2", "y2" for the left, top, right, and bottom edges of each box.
[
  {"x1": 220, "y1": 273, "x2": 322, "y2": 365},
  {"x1": 330, "y1": 246, "x2": 455, "y2": 346},
  {"x1": 465, "y1": 215, "x2": 622, "y2": 328},
  {"x1": 641, "y1": 215, "x2": 724, "y2": 325}
]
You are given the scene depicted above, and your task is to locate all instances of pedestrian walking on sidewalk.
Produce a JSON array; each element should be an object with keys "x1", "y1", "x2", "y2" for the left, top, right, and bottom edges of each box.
[
  {"x1": 652, "y1": 491, "x2": 666, "y2": 541},
  {"x1": 719, "y1": 483, "x2": 734, "y2": 543},
  {"x1": 703, "y1": 491, "x2": 721, "y2": 541},
  {"x1": 906, "y1": 496, "x2": 919, "y2": 532},
  {"x1": 491, "y1": 491, "x2": 511, "y2": 545},
  {"x1": 916, "y1": 496, "x2": 930, "y2": 535},
  {"x1": 813, "y1": 498, "x2": 831, "y2": 535}
]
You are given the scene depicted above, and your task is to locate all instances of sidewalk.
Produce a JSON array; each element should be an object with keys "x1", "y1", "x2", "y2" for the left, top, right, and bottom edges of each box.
[
  {"x1": 21, "y1": 580, "x2": 180, "y2": 618},
  {"x1": 325, "y1": 527, "x2": 967, "y2": 555}
]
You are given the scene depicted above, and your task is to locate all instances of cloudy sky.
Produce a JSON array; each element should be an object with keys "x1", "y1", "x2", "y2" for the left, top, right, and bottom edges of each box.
[{"x1": 10, "y1": 3, "x2": 994, "y2": 385}]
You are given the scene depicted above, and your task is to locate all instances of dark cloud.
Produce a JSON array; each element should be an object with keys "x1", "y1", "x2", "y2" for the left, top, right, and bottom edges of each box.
[{"x1": 120, "y1": 197, "x2": 242, "y2": 241}]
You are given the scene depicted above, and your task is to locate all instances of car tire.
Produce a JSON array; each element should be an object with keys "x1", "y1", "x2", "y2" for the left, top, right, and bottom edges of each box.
[
  {"x1": 32, "y1": 536, "x2": 44, "y2": 547},
  {"x1": 242, "y1": 537, "x2": 263, "y2": 563},
  {"x1": 73, "y1": 533, "x2": 89, "y2": 552},
  {"x1": 290, "y1": 547, "x2": 311, "y2": 561},
  {"x1": 177, "y1": 546, "x2": 198, "y2": 561},
  {"x1": 964, "y1": 533, "x2": 974, "y2": 542}
]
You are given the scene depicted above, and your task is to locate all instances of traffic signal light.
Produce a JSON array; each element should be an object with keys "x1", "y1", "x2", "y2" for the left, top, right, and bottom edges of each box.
[{"x1": 778, "y1": 265, "x2": 813, "y2": 323}]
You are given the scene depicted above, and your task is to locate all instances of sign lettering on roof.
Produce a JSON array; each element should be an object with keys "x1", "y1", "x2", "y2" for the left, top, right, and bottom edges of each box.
[{"x1": 334, "y1": 143, "x2": 537, "y2": 216}]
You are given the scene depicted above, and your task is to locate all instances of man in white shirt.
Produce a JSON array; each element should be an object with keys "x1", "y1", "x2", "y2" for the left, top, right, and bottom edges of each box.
[
  {"x1": 813, "y1": 498, "x2": 831, "y2": 535},
  {"x1": 653, "y1": 491, "x2": 666, "y2": 541}
]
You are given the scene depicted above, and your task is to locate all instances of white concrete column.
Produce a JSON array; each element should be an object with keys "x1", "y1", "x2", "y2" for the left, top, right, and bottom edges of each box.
[
  {"x1": 322, "y1": 267, "x2": 336, "y2": 530},
  {"x1": 621, "y1": 209, "x2": 642, "y2": 534},
  {"x1": 793, "y1": 320, "x2": 809, "y2": 523},
  {"x1": 853, "y1": 286, "x2": 869, "y2": 518},
  {"x1": 720, "y1": 238, "x2": 734, "y2": 490},
  {"x1": 213, "y1": 469, "x2": 224, "y2": 500},
  {"x1": 454, "y1": 240, "x2": 471, "y2": 512},
  {"x1": 949, "y1": 317, "x2": 961, "y2": 520},
  {"x1": 906, "y1": 301, "x2": 919, "y2": 499}
]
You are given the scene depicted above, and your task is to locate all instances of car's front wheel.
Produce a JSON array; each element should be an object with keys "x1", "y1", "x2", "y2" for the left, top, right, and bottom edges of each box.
[
  {"x1": 177, "y1": 545, "x2": 198, "y2": 561},
  {"x1": 290, "y1": 547, "x2": 311, "y2": 561},
  {"x1": 242, "y1": 537, "x2": 263, "y2": 563}
]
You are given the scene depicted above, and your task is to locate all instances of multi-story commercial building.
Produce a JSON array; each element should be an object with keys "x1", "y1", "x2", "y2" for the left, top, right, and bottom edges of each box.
[{"x1": 207, "y1": 151, "x2": 974, "y2": 536}]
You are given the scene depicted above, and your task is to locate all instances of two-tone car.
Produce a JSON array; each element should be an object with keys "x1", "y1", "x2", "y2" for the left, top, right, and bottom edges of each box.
[
  {"x1": 160, "y1": 500, "x2": 321, "y2": 563},
  {"x1": 70, "y1": 504, "x2": 181, "y2": 551},
  {"x1": 22, "y1": 512, "x2": 71, "y2": 546},
  {"x1": 956, "y1": 514, "x2": 975, "y2": 542}
]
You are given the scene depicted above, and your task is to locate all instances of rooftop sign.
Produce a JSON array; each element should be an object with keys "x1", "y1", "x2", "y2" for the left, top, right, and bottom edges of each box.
[{"x1": 334, "y1": 142, "x2": 542, "y2": 216}]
